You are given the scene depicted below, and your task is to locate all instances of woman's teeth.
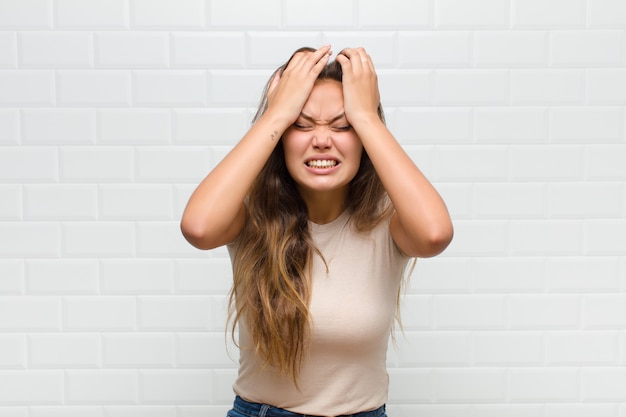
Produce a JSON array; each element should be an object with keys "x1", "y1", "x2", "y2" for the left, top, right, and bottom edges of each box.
[{"x1": 307, "y1": 160, "x2": 337, "y2": 168}]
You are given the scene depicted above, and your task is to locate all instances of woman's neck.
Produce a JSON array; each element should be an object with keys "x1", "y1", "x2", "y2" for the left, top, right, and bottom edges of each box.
[{"x1": 299, "y1": 188, "x2": 347, "y2": 224}]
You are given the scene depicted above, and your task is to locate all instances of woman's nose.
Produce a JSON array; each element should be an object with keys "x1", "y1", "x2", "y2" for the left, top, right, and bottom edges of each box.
[{"x1": 312, "y1": 130, "x2": 332, "y2": 149}]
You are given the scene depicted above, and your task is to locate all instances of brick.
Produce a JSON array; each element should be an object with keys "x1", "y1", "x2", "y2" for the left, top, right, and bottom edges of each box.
[
  {"x1": 435, "y1": 70, "x2": 508, "y2": 105},
  {"x1": 137, "y1": 221, "x2": 204, "y2": 257},
  {"x1": 509, "y1": 294, "x2": 580, "y2": 329},
  {"x1": 104, "y1": 407, "x2": 176, "y2": 417},
  {"x1": 103, "y1": 334, "x2": 174, "y2": 367},
  {"x1": 24, "y1": 184, "x2": 97, "y2": 220},
  {"x1": 545, "y1": 404, "x2": 618, "y2": 417},
  {"x1": 66, "y1": 371, "x2": 137, "y2": 404},
  {"x1": 549, "y1": 183, "x2": 621, "y2": 218},
  {"x1": 140, "y1": 370, "x2": 211, "y2": 403},
  {"x1": 583, "y1": 368, "x2": 626, "y2": 401},
  {"x1": 388, "y1": 369, "x2": 434, "y2": 402},
  {"x1": 397, "y1": 331, "x2": 470, "y2": 366},
  {"x1": 176, "y1": 333, "x2": 237, "y2": 368},
  {"x1": 139, "y1": 296, "x2": 211, "y2": 330},
  {"x1": 55, "y1": 0, "x2": 128, "y2": 28},
  {"x1": 134, "y1": 71, "x2": 207, "y2": 106},
  {"x1": 434, "y1": 183, "x2": 472, "y2": 219},
  {"x1": 474, "y1": 108, "x2": 548, "y2": 143},
  {"x1": 101, "y1": 259, "x2": 173, "y2": 294},
  {"x1": 509, "y1": 369, "x2": 579, "y2": 401},
  {"x1": 174, "y1": 259, "x2": 233, "y2": 294},
  {"x1": 63, "y1": 222, "x2": 135, "y2": 257},
  {"x1": 546, "y1": 257, "x2": 621, "y2": 292},
  {"x1": 20, "y1": 32, "x2": 92, "y2": 68},
  {"x1": 30, "y1": 407, "x2": 104, "y2": 417},
  {"x1": 22, "y1": 109, "x2": 96, "y2": 145},
  {"x1": 209, "y1": 70, "x2": 270, "y2": 106},
  {"x1": 0, "y1": 371, "x2": 63, "y2": 404},
  {"x1": 550, "y1": 107, "x2": 624, "y2": 143},
  {"x1": 510, "y1": 220, "x2": 583, "y2": 255},
  {"x1": 172, "y1": 33, "x2": 246, "y2": 68},
  {"x1": 57, "y1": 70, "x2": 131, "y2": 106},
  {"x1": 511, "y1": 145, "x2": 584, "y2": 181},
  {"x1": 173, "y1": 109, "x2": 248, "y2": 145},
  {"x1": 474, "y1": 183, "x2": 546, "y2": 219},
  {"x1": 0, "y1": 296, "x2": 61, "y2": 331},
  {"x1": 25, "y1": 260, "x2": 98, "y2": 294},
  {"x1": 0, "y1": 71, "x2": 54, "y2": 106},
  {"x1": 546, "y1": 331, "x2": 618, "y2": 365},
  {"x1": 409, "y1": 257, "x2": 471, "y2": 293},
  {"x1": 60, "y1": 147, "x2": 133, "y2": 182},
  {"x1": 0, "y1": 408, "x2": 27, "y2": 417},
  {"x1": 436, "y1": 146, "x2": 508, "y2": 181},
  {"x1": 99, "y1": 110, "x2": 171, "y2": 144},
  {"x1": 398, "y1": 32, "x2": 471, "y2": 68},
  {"x1": 474, "y1": 31, "x2": 548, "y2": 67},
  {"x1": 436, "y1": 0, "x2": 509, "y2": 28},
  {"x1": 435, "y1": 369, "x2": 506, "y2": 402},
  {"x1": 135, "y1": 147, "x2": 210, "y2": 183},
  {"x1": 209, "y1": 295, "x2": 229, "y2": 332},
  {"x1": 0, "y1": 335, "x2": 26, "y2": 368},
  {"x1": 64, "y1": 296, "x2": 136, "y2": 331},
  {"x1": 0, "y1": 0, "x2": 52, "y2": 28},
  {"x1": 212, "y1": 369, "x2": 238, "y2": 403},
  {"x1": 588, "y1": 0, "x2": 626, "y2": 27},
  {"x1": 395, "y1": 108, "x2": 472, "y2": 144},
  {"x1": 95, "y1": 33, "x2": 169, "y2": 68},
  {"x1": 323, "y1": 33, "x2": 396, "y2": 68},
  {"x1": 551, "y1": 30, "x2": 624, "y2": 67},
  {"x1": 0, "y1": 32, "x2": 17, "y2": 68},
  {"x1": 586, "y1": 145, "x2": 626, "y2": 180},
  {"x1": 284, "y1": 0, "x2": 354, "y2": 28},
  {"x1": 0, "y1": 185, "x2": 21, "y2": 220},
  {"x1": 0, "y1": 110, "x2": 19, "y2": 145},
  {"x1": 444, "y1": 220, "x2": 508, "y2": 256},
  {"x1": 209, "y1": 0, "x2": 280, "y2": 28},
  {"x1": 0, "y1": 260, "x2": 23, "y2": 294},
  {"x1": 512, "y1": 0, "x2": 585, "y2": 28},
  {"x1": 511, "y1": 70, "x2": 585, "y2": 105},
  {"x1": 29, "y1": 334, "x2": 100, "y2": 367},
  {"x1": 100, "y1": 184, "x2": 173, "y2": 220},
  {"x1": 588, "y1": 69, "x2": 626, "y2": 104},
  {"x1": 0, "y1": 223, "x2": 60, "y2": 258},
  {"x1": 132, "y1": 0, "x2": 205, "y2": 28},
  {"x1": 358, "y1": 0, "x2": 430, "y2": 28},
  {"x1": 584, "y1": 295, "x2": 626, "y2": 329},
  {"x1": 473, "y1": 258, "x2": 545, "y2": 292},
  {"x1": 470, "y1": 405, "x2": 544, "y2": 417},
  {"x1": 247, "y1": 32, "x2": 322, "y2": 69},
  {"x1": 473, "y1": 331, "x2": 543, "y2": 365},
  {"x1": 377, "y1": 70, "x2": 432, "y2": 106},
  {"x1": 434, "y1": 294, "x2": 507, "y2": 329},
  {"x1": 585, "y1": 220, "x2": 626, "y2": 255}
]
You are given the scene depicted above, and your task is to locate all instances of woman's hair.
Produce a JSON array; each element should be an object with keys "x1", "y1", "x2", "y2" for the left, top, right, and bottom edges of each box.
[{"x1": 228, "y1": 47, "x2": 392, "y2": 384}]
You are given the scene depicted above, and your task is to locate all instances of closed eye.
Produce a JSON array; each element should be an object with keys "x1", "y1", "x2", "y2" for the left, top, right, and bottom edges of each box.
[
  {"x1": 293, "y1": 123, "x2": 313, "y2": 130},
  {"x1": 332, "y1": 125, "x2": 352, "y2": 131}
]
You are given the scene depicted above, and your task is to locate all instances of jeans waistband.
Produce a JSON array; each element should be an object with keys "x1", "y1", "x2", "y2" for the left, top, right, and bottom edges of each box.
[{"x1": 233, "y1": 396, "x2": 386, "y2": 417}]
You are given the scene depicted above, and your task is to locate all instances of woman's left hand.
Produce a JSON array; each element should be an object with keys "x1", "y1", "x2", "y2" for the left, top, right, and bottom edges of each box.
[{"x1": 335, "y1": 47, "x2": 381, "y2": 127}]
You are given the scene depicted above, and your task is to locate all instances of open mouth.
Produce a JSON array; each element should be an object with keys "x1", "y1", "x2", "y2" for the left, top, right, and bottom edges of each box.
[{"x1": 306, "y1": 159, "x2": 338, "y2": 168}]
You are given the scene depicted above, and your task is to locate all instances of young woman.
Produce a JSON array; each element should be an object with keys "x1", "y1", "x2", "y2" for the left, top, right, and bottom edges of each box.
[{"x1": 181, "y1": 45, "x2": 453, "y2": 417}]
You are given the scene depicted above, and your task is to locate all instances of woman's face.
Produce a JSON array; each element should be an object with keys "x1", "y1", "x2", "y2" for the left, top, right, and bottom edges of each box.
[{"x1": 282, "y1": 79, "x2": 363, "y2": 200}]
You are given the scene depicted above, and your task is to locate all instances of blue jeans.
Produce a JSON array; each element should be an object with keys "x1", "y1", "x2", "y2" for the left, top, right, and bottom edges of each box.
[{"x1": 227, "y1": 396, "x2": 387, "y2": 417}]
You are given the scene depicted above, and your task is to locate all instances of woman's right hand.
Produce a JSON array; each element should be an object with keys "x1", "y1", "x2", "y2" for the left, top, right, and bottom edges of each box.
[{"x1": 264, "y1": 45, "x2": 332, "y2": 128}]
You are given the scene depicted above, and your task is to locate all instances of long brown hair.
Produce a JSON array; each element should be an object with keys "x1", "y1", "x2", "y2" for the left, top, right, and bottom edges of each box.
[{"x1": 228, "y1": 47, "x2": 391, "y2": 384}]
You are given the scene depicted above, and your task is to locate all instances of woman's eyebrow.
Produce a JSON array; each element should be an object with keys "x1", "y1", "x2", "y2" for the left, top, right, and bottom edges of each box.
[{"x1": 300, "y1": 112, "x2": 346, "y2": 124}]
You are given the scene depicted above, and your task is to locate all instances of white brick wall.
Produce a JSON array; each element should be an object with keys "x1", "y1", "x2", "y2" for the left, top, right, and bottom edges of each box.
[{"x1": 0, "y1": 0, "x2": 624, "y2": 415}]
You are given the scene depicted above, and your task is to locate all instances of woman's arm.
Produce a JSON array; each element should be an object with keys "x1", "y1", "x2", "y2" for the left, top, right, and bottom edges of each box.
[
  {"x1": 181, "y1": 46, "x2": 333, "y2": 250},
  {"x1": 336, "y1": 48, "x2": 453, "y2": 258}
]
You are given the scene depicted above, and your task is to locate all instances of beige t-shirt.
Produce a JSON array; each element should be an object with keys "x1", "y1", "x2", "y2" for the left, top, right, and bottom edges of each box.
[{"x1": 228, "y1": 211, "x2": 410, "y2": 416}]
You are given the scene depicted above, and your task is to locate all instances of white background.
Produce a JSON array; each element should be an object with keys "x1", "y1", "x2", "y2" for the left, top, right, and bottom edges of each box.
[{"x1": 1, "y1": 0, "x2": 626, "y2": 416}]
